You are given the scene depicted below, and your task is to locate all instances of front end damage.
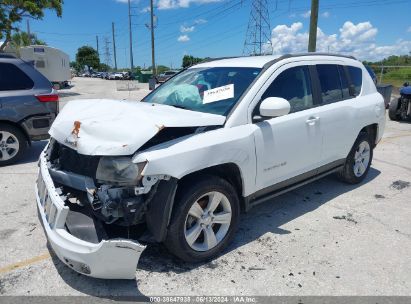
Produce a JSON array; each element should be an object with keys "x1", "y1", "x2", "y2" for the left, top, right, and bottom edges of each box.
[
  {"x1": 35, "y1": 139, "x2": 176, "y2": 279},
  {"x1": 35, "y1": 99, "x2": 226, "y2": 279}
]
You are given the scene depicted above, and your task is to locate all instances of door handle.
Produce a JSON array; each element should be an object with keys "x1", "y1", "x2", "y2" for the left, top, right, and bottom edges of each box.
[{"x1": 306, "y1": 116, "x2": 320, "y2": 125}]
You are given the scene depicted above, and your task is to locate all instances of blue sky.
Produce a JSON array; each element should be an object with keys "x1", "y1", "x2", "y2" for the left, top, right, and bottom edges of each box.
[{"x1": 26, "y1": 0, "x2": 411, "y2": 69}]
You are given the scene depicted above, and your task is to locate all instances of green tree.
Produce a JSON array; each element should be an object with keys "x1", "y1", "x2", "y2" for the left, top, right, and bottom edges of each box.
[
  {"x1": 10, "y1": 31, "x2": 46, "y2": 49},
  {"x1": 75, "y1": 46, "x2": 100, "y2": 72},
  {"x1": 182, "y1": 55, "x2": 206, "y2": 68},
  {"x1": 99, "y1": 63, "x2": 111, "y2": 72},
  {"x1": 0, "y1": 0, "x2": 62, "y2": 51},
  {"x1": 70, "y1": 61, "x2": 82, "y2": 73}
]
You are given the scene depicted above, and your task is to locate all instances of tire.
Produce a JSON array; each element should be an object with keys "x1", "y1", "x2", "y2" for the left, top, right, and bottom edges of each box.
[
  {"x1": 0, "y1": 123, "x2": 27, "y2": 166},
  {"x1": 338, "y1": 132, "x2": 373, "y2": 184},
  {"x1": 389, "y1": 98, "x2": 400, "y2": 121},
  {"x1": 165, "y1": 175, "x2": 240, "y2": 263}
]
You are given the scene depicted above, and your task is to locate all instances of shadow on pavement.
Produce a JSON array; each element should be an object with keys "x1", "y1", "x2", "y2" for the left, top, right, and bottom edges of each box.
[
  {"x1": 138, "y1": 167, "x2": 381, "y2": 274},
  {"x1": 17, "y1": 141, "x2": 48, "y2": 165},
  {"x1": 45, "y1": 166, "x2": 380, "y2": 298}
]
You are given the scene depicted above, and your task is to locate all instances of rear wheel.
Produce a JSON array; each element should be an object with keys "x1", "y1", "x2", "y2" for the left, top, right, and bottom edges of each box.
[
  {"x1": 165, "y1": 175, "x2": 240, "y2": 262},
  {"x1": 0, "y1": 124, "x2": 27, "y2": 166},
  {"x1": 338, "y1": 133, "x2": 373, "y2": 184},
  {"x1": 388, "y1": 98, "x2": 401, "y2": 121}
]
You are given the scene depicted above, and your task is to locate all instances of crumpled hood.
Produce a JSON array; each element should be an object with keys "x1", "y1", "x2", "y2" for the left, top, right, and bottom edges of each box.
[{"x1": 49, "y1": 99, "x2": 226, "y2": 155}]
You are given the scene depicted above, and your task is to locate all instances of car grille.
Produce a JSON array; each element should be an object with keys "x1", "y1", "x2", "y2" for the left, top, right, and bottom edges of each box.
[{"x1": 48, "y1": 139, "x2": 100, "y2": 179}]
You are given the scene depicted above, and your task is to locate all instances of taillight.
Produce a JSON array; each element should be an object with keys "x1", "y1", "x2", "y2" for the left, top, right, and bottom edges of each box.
[{"x1": 36, "y1": 94, "x2": 59, "y2": 102}]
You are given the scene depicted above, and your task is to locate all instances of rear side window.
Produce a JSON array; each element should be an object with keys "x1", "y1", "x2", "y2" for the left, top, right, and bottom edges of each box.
[
  {"x1": 347, "y1": 66, "x2": 362, "y2": 96},
  {"x1": 316, "y1": 64, "x2": 343, "y2": 104},
  {"x1": 0, "y1": 63, "x2": 34, "y2": 91},
  {"x1": 262, "y1": 66, "x2": 313, "y2": 113}
]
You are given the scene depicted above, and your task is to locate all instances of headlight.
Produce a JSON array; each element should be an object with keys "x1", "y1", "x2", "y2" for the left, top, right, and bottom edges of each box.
[{"x1": 96, "y1": 157, "x2": 146, "y2": 186}]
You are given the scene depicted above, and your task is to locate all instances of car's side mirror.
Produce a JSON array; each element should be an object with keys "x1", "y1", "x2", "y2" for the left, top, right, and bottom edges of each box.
[{"x1": 259, "y1": 97, "x2": 291, "y2": 118}]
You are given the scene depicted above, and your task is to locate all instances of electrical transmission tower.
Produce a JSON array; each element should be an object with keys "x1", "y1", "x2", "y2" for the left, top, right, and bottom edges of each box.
[
  {"x1": 103, "y1": 37, "x2": 112, "y2": 67},
  {"x1": 243, "y1": 0, "x2": 272, "y2": 56}
]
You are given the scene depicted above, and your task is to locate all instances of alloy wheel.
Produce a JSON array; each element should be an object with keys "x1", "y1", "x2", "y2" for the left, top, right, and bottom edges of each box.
[
  {"x1": 184, "y1": 191, "x2": 232, "y2": 252},
  {"x1": 0, "y1": 131, "x2": 19, "y2": 161},
  {"x1": 353, "y1": 141, "x2": 370, "y2": 177}
]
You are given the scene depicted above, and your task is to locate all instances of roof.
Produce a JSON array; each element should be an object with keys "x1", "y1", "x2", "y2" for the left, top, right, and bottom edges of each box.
[{"x1": 192, "y1": 53, "x2": 357, "y2": 69}]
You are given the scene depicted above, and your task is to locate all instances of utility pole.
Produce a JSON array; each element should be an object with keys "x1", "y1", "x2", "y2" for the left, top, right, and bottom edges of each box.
[
  {"x1": 308, "y1": 0, "x2": 319, "y2": 52},
  {"x1": 128, "y1": 0, "x2": 134, "y2": 70},
  {"x1": 26, "y1": 19, "x2": 31, "y2": 45},
  {"x1": 243, "y1": 0, "x2": 272, "y2": 56},
  {"x1": 112, "y1": 22, "x2": 118, "y2": 70},
  {"x1": 150, "y1": 0, "x2": 156, "y2": 76},
  {"x1": 96, "y1": 35, "x2": 99, "y2": 55}
]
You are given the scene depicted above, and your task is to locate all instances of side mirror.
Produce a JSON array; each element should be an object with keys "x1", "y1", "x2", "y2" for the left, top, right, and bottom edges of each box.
[{"x1": 259, "y1": 97, "x2": 290, "y2": 118}]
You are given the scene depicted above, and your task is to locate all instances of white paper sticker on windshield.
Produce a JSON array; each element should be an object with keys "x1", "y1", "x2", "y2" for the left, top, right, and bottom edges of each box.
[{"x1": 203, "y1": 84, "x2": 234, "y2": 104}]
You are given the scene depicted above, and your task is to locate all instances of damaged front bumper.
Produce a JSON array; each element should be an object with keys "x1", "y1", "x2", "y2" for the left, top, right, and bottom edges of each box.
[{"x1": 35, "y1": 150, "x2": 146, "y2": 279}]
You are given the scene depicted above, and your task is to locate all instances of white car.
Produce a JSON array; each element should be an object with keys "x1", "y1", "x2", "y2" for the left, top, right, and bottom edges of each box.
[
  {"x1": 35, "y1": 53, "x2": 385, "y2": 279},
  {"x1": 108, "y1": 72, "x2": 124, "y2": 80}
]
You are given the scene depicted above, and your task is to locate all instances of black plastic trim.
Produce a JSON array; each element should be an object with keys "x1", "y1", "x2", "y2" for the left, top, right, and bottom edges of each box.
[
  {"x1": 244, "y1": 159, "x2": 345, "y2": 211},
  {"x1": 145, "y1": 177, "x2": 178, "y2": 242}
]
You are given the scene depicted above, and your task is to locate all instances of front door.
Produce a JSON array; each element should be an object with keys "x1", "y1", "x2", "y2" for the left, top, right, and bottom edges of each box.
[{"x1": 253, "y1": 64, "x2": 322, "y2": 192}]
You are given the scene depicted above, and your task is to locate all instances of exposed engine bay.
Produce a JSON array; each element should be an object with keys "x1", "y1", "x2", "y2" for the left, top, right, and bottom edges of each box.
[{"x1": 44, "y1": 139, "x2": 180, "y2": 232}]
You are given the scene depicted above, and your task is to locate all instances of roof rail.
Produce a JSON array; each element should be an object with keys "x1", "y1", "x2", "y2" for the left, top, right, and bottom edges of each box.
[{"x1": 283, "y1": 52, "x2": 357, "y2": 60}]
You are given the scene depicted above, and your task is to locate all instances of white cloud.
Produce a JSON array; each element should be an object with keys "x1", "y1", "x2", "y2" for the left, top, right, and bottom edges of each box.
[
  {"x1": 321, "y1": 11, "x2": 330, "y2": 18},
  {"x1": 301, "y1": 10, "x2": 310, "y2": 18},
  {"x1": 268, "y1": 21, "x2": 411, "y2": 61},
  {"x1": 157, "y1": 0, "x2": 223, "y2": 10},
  {"x1": 194, "y1": 18, "x2": 207, "y2": 24},
  {"x1": 177, "y1": 35, "x2": 190, "y2": 42},
  {"x1": 180, "y1": 25, "x2": 195, "y2": 33}
]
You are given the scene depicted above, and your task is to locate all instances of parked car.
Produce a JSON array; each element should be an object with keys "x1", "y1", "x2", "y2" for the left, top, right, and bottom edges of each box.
[
  {"x1": 108, "y1": 72, "x2": 124, "y2": 80},
  {"x1": 0, "y1": 55, "x2": 58, "y2": 165},
  {"x1": 389, "y1": 82, "x2": 411, "y2": 121},
  {"x1": 100, "y1": 72, "x2": 109, "y2": 79},
  {"x1": 35, "y1": 53, "x2": 385, "y2": 279},
  {"x1": 156, "y1": 70, "x2": 178, "y2": 83}
]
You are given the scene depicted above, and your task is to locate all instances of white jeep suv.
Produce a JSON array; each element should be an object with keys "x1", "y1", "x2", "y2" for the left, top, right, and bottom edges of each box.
[{"x1": 35, "y1": 54, "x2": 385, "y2": 279}]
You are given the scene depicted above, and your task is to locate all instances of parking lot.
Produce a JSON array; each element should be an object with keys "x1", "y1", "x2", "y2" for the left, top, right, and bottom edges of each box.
[{"x1": 0, "y1": 77, "x2": 410, "y2": 297}]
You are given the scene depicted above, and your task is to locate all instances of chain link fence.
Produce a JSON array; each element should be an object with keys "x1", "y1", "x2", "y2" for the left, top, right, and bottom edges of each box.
[{"x1": 370, "y1": 65, "x2": 411, "y2": 87}]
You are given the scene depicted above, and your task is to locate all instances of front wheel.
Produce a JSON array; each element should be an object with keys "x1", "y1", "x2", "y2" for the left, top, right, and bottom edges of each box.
[
  {"x1": 165, "y1": 175, "x2": 240, "y2": 262},
  {"x1": 338, "y1": 132, "x2": 373, "y2": 184}
]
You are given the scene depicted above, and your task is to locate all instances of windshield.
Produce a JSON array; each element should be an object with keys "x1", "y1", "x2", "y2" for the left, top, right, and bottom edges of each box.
[{"x1": 143, "y1": 67, "x2": 261, "y2": 116}]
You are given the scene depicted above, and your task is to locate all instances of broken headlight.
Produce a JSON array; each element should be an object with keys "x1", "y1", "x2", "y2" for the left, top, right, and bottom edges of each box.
[{"x1": 96, "y1": 157, "x2": 146, "y2": 186}]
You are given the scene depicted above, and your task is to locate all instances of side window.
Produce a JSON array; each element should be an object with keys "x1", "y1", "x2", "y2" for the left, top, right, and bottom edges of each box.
[
  {"x1": 347, "y1": 66, "x2": 362, "y2": 96},
  {"x1": 262, "y1": 66, "x2": 313, "y2": 113},
  {"x1": 338, "y1": 65, "x2": 350, "y2": 99},
  {"x1": 0, "y1": 63, "x2": 34, "y2": 91},
  {"x1": 317, "y1": 64, "x2": 343, "y2": 104}
]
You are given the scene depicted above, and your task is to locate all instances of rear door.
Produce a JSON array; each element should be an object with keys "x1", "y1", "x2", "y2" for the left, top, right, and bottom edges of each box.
[{"x1": 313, "y1": 64, "x2": 360, "y2": 164}]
